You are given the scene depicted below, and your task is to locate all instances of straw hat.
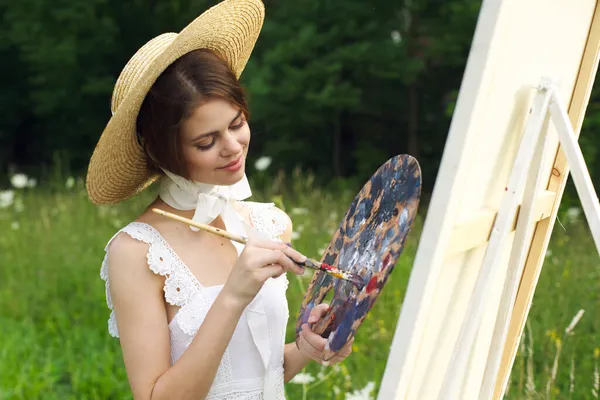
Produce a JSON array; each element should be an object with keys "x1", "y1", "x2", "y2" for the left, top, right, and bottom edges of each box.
[{"x1": 86, "y1": 0, "x2": 264, "y2": 204}]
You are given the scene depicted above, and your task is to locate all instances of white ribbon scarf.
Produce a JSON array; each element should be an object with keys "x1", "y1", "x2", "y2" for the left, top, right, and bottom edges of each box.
[{"x1": 158, "y1": 169, "x2": 252, "y2": 255}]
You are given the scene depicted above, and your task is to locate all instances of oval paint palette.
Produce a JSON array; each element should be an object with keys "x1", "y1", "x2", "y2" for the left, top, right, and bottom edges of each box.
[{"x1": 295, "y1": 154, "x2": 421, "y2": 361}]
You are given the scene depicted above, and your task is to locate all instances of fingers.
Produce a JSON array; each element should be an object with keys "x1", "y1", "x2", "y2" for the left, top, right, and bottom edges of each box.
[
  {"x1": 258, "y1": 263, "x2": 285, "y2": 280},
  {"x1": 275, "y1": 250, "x2": 305, "y2": 275},
  {"x1": 246, "y1": 238, "x2": 286, "y2": 250},
  {"x1": 298, "y1": 325, "x2": 354, "y2": 367},
  {"x1": 297, "y1": 324, "x2": 327, "y2": 360},
  {"x1": 259, "y1": 249, "x2": 304, "y2": 275},
  {"x1": 308, "y1": 303, "x2": 330, "y2": 323},
  {"x1": 245, "y1": 239, "x2": 306, "y2": 275},
  {"x1": 280, "y1": 245, "x2": 307, "y2": 264}
]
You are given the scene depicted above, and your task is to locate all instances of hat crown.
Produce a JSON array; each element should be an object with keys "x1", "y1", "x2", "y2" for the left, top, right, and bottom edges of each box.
[{"x1": 111, "y1": 33, "x2": 178, "y2": 115}]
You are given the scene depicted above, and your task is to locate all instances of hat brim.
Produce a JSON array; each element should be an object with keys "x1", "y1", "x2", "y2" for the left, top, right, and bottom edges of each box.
[{"x1": 86, "y1": 0, "x2": 264, "y2": 204}]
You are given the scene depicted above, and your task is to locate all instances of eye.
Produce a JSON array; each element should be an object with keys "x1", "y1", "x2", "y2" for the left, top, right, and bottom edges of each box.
[
  {"x1": 195, "y1": 139, "x2": 215, "y2": 151},
  {"x1": 230, "y1": 118, "x2": 246, "y2": 131}
]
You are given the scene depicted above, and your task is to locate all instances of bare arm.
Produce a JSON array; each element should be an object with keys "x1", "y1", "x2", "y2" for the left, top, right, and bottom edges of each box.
[
  {"x1": 283, "y1": 343, "x2": 312, "y2": 382},
  {"x1": 107, "y1": 233, "x2": 246, "y2": 400}
]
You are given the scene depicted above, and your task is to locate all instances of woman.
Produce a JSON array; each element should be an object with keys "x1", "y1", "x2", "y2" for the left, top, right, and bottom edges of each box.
[{"x1": 86, "y1": 0, "x2": 353, "y2": 399}]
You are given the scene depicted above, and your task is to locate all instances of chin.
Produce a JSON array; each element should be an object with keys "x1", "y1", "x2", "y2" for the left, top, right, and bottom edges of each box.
[{"x1": 218, "y1": 167, "x2": 246, "y2": 185}]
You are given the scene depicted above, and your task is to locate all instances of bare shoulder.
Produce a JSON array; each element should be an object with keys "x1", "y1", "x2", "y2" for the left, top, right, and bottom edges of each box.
[
  {"x1": 105, "y1": 230, "x2": 163, "y2": 293},
  {"x1": 270, "y1": 205, "x2": 292, "y2": 226},
  {"x1": 270, "y1": 205, "x2": 293, "y2": 244}
]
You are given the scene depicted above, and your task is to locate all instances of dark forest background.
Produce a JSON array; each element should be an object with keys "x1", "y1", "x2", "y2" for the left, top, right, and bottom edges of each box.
[{"x1": 2, "y1": 0, "x2": 600, "y2": 197}]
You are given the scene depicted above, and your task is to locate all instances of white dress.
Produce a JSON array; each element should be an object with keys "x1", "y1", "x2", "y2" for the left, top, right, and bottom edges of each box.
[{"x1": 100, "y1": 201, "x2": 291, "y2": 399}]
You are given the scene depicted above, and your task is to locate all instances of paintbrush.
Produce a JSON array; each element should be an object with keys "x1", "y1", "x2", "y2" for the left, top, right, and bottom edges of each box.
[{"x1": 151, "y1": 208, "x2": 365, "y2": 289}]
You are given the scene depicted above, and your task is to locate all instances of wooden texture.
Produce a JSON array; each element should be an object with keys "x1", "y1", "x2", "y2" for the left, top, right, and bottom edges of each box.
[{"x1": 378, "y1": 0, "x2": 599, "y2": 399}]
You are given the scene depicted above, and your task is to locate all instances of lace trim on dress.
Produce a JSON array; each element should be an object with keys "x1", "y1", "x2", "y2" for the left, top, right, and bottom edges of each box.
[
  {"x1": 241, "y1": 202, "x2": 288, "y2": 242},
  {"x1": 205, "y1": 367, "x2": 286, "y2": 399},
  {"x1": 99, "y1": 222, "x2": 205, "y2": 338}
]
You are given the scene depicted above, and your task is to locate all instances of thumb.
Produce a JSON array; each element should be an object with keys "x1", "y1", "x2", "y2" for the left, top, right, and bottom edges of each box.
[{"x1": 308, "y1": 303, "x2": 330, "y2": 323}]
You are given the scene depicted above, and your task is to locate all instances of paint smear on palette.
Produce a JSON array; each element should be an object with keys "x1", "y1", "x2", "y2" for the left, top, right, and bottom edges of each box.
[{"x1": 295, "y1": 154, "x2": 421, "y2": 361}]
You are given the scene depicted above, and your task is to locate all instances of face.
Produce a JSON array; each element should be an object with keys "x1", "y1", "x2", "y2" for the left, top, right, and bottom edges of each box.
[{"x1": 179, "y1": 98, "x2": 250, "y2": 185}]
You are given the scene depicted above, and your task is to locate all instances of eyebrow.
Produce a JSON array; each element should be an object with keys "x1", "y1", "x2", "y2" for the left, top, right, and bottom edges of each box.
[{"x1": 191, "y1": 110, "x2": 242, "y2": 142}]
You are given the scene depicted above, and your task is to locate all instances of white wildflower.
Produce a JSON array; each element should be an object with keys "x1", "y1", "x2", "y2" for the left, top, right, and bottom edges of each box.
[
  {"x1": 545, "y1": 249, "x2": 552, "y2": 258},
  {"x1": 565, "y1": 207, "x2": 581, "y2": 223},
  {"x1": 333, "y1": 386, "x2": 341, "y2": 395},
  {"x1": 10, "y1": 173, "x2": 28, "y2": 189},
  {"x1": 66, "y1": 177, "x2": 75, "y2": 189},
  {"x1": 254, "y1": 156, "x2": 272, "y2": 171},
  {"x1": 11, "y1": 221, "x2": 20, "y2": 230},
  {"x1": 346, "y1": 381, "x2": 376, "y2": 400},
  {"x1": 291, "y1": 207, "x2": 309, "y2": 215},
  {"x1": 391, "y1": 30, "x2": 402, "y2": 44},
  {"x1": 296, "y1": 224, "x2": 305, "y2": 233},
  {"x1": 0, "y1": 190, "x2": 15, "y2": 208},
  {"x1": 26, "y1": 178, "x2": 37, "y2": 188},
  {"x1": 318, "y1": 247, "x2": 326, "y2": 255},
  {"x1": 317, "y1": 370, "x2": 325, "y2": 380},
  {"x1": 292, "y1": 231, "x2": 301, "y2": 240},
  {"x1": 289, "y1": 373, "x2": 315, "y2": 385}
]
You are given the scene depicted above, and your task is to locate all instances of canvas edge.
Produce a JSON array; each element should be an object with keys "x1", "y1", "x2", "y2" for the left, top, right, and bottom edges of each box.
[{"x1": 377, "y1": 0, "x2": 508, "y2": 398}]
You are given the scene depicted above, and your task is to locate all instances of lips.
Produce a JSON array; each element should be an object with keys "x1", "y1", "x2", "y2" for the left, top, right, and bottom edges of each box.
[{"x1": 220, "y1": 156, "x2": 242, "y2": 169}]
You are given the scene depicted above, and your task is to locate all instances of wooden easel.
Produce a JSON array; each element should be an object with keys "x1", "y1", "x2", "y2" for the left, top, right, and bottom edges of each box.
[{"x1": 439, "y1": 77, "x2": 600, "y2": 399}]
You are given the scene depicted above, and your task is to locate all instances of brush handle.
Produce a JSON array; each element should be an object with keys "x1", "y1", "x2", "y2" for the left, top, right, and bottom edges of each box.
[
  {"x1": 150, "y1": 208, "x2": 358, "y2": 284},
  {"x1": 151, "y1": 208, "x2": 249, "y2": 244}
]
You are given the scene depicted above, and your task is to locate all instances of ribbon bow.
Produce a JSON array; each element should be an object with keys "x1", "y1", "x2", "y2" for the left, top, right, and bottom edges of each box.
[{"x1": 159, "y1": 169, "x2": 252, "y2": 255}]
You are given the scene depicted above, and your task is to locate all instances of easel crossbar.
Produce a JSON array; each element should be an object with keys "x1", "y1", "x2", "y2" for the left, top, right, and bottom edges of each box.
[{"x1": 447, "y1": 190, "x2": 556, "y2": 258}]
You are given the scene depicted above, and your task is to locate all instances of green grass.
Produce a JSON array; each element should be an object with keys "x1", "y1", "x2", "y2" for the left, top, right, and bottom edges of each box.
[{"x1": 0, "y1": 172, "x2": 598, "y2": 399}]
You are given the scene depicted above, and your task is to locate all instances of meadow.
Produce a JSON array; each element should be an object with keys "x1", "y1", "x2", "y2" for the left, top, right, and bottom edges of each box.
[{"x1": 0, "y1": 169, "x2": 599, "y2": 399}]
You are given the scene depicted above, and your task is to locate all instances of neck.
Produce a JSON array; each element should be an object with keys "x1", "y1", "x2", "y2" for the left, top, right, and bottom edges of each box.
[{"x1": 149, "y1": 196, "x2": 195, "y2": 219}]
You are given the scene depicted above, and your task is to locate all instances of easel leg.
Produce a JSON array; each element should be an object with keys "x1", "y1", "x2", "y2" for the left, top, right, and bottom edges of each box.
[
  {"x1": 549, "y1": 91, "x2": 600, "y2": 254},
  {"x1": 480, "y1": 96, "x2": 553, "y2": 399}
]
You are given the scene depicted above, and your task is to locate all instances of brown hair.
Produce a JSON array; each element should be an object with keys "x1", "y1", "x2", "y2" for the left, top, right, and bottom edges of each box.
[{"x1": 136, "y1": 48, "x2": 249, "y2": 179}]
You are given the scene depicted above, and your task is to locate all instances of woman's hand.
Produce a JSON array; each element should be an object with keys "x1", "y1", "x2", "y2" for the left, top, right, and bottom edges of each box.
[
  {"x1": 295, "y1": 303, "x2": 354, "y2": 366},
  {"x1": 222, "y1": 239, "x2": 306, "y2": 308}
]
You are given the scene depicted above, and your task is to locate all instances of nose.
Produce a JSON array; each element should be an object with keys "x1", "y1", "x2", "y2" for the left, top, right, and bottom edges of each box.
[{"x1": 221, "y1": 130, "x2": 243, "y2": 156}]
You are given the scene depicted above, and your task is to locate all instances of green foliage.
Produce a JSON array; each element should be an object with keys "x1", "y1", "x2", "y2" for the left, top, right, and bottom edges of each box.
[
  {"x1": 1, "y1": 173, "x2": 600, "y2": 398},
  {"x1": 0, "y1": 0, "x2": 484, "y2": 192}
]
